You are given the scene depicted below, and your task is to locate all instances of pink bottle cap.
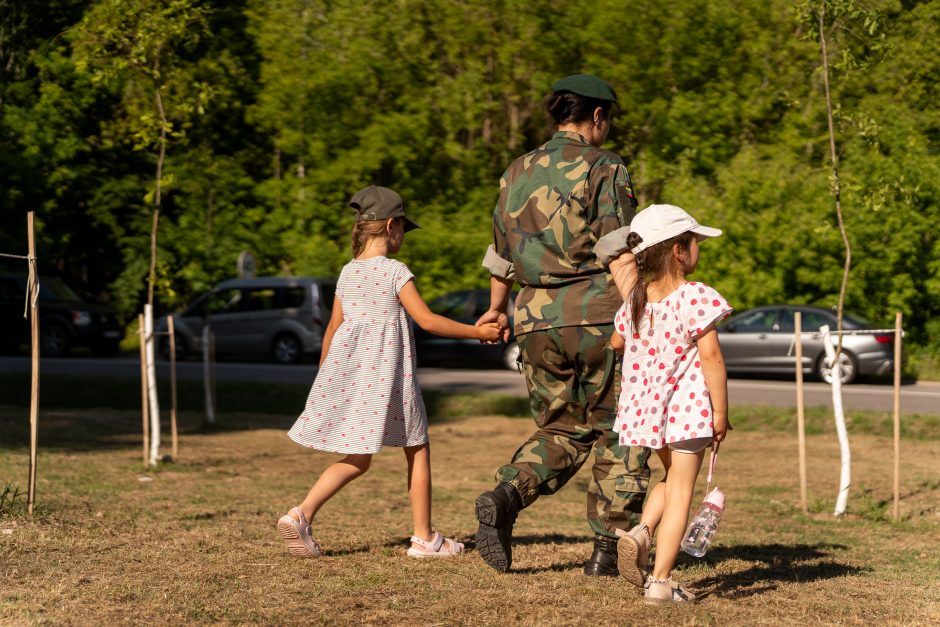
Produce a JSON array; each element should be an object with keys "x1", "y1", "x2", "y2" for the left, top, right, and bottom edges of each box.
[{"x1": 704, "y1": 487, "x2": 725, "y2": 511}]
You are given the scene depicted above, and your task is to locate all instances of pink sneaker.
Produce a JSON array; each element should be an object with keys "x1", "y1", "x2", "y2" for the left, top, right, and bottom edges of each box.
[
  {"x1": 406, "y1": 531, "x2": 464, "y2": 558},
  {"x1": 277, "y1": 507, "x2": 322, "y2": 558}
]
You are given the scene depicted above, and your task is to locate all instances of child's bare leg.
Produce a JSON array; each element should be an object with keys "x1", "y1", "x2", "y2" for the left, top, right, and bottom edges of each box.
[
  {"x1": 404, "y1": 443, "x2": 433, "y2": 543},
  {"x1": 292, "y1": 454, "x2": 372, "y2": 522},
  {"x1": 651, "y1": 448, "x2": 704, "y2": 581},
  {"x1": 635, "y1": 447, "x2": 672, "y2": 539}
]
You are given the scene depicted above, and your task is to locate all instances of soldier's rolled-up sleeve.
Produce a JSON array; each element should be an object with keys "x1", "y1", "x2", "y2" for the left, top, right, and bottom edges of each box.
[
  {"x1": 482, "y1": 244, "x2": 514, "y2": 279},
  {"x1": 594, "y1": 227, "x2": 633, "y2": 266},
  {"x1": 482, "y1": 172, "x2": 515, "y2": 280}
]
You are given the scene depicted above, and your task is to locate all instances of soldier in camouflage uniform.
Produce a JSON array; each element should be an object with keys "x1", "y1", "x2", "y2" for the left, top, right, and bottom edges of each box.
[{"x1": 474, "y1": 74, "x2": 650, "y2": 575}]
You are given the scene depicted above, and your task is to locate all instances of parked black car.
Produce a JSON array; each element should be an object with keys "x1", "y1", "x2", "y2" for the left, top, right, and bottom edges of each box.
[
  {"x1": 413, "y1": 289, "x2": 519, "y2": 370},
  {"x1": 0, "y1": 273, "x2": 125, "y2": 357}
]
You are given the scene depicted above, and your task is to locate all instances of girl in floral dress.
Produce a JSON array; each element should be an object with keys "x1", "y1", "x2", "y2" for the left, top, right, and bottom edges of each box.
[
  {"x1": 609, "y1": 204, "x2": 732, "y2": 603},
  {"x1": 277, "y1": 186, "x2": 501, "y2": 559}
]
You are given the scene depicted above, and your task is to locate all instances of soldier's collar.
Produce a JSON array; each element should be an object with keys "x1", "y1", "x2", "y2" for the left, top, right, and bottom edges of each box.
[{"x1": 553, "y1": 130, "x2": 590, "y2": 144}]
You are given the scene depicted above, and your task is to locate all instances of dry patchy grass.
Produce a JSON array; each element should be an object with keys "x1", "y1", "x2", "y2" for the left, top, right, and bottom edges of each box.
[{"x1": 1, "y1": 406, "x2": 939, "y2": 625}]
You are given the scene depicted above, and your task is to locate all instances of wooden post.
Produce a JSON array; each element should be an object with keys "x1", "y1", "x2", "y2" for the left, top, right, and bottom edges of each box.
[
  {"x1": 893, "y1": 312, "x2": 902, "y2": 522},
  {"x1": 795, "y1": 312, "x2": 807, "y2": 513},
  {"x1": 168, "y1": 314, "x2": 178, "y2": 461},
  {"x1": 138, "y1": 314, "x2": 149, "y2": 466},
  {"x1": 26, "y1": 211, "x2": 39, "y2": 516},
  {"x1": 202, "y1": 325, "x2": 216, "y2": 426}
]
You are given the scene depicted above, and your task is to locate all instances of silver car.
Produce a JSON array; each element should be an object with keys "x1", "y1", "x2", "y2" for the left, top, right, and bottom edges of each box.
[
  {"x1": 158, "y1": 277, "x2": 335, "y2": 363},
  {"x1": 718, "y1": 305, "x2": 895, "y2": 384}
]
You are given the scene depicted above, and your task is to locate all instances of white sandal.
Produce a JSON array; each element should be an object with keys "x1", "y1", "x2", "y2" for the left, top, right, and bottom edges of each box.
[
  {"x1": 277, "y1": 507, "x2": 322, "y2": 558},
  {"x1": 406, "y1": 531, "x2": 464, "y2": 558}
]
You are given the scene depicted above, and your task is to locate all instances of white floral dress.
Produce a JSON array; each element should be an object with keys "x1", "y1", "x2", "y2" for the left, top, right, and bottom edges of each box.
[{"x1": 288, "y1": 256, "x2": 428, "y2": 454}]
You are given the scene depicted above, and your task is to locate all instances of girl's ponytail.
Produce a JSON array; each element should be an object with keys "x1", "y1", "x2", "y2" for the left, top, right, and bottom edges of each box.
[
  {"x1": 350, "y1": 217, "x2": 404, "y2": 258},
  {"x1": 626, "y1": 232, "x2": 648, "y2": 331}
]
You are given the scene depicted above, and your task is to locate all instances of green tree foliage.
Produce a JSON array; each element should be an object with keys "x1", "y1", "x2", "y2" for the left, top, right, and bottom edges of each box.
[{"x1": 0, "y1": 0, "x2": 937, "y2": 354}]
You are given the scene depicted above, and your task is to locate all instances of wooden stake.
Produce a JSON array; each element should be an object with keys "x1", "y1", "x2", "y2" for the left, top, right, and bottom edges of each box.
[
  {"x1": 26, "y1": 211, "x2": 39, "y2": 516},
  {"x1": 203, "y1": 325, "x2": 215, "y2": 426},
  {"x1": 795, "y1": 311, "x2": 807, "y2": 513},
  {"x1": 893, "y1": 312, "x2": 902, "y2": 522},
  {"x1": 168, "y1": 314, "x2": 178, "y2": 461},
  {"x1": 138, "y1": 314, "x2": 149, "y2": 466}
]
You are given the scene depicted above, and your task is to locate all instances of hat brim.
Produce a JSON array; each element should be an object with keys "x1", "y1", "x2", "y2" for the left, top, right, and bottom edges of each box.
[
  {"x1": 403, "y1": 216, "x2": 421, "y2": 232},
  {"x1": 692, "y1": 225, "x2": 722, "y2": 240}
]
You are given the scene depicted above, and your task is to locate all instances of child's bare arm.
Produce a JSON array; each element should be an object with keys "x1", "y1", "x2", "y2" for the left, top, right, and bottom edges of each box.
[
  {"x1": 608, "y1": 252, "x2": 637, "y2": 302},
  {"x1": 611, "y1": 329, "x2": 625, "y2": 352},
  {"x1": 319, "y1": 297, "x2": 345, "y2": 368},
  {"x1": 695, "y1": 324, "x2": 729, "y2": 442},
  {"x1": 399, "y1": 280, "x2": 501, "y2": 342}
]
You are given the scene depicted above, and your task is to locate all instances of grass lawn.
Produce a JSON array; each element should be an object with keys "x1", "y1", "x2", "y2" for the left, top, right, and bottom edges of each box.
[{"x1": 1, "y1": 394, "x2": 939, "y2": 625}]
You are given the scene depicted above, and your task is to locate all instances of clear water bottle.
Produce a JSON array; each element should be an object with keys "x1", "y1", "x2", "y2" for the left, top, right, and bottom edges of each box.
[{"x1": 681, "y1": 487, "x2": 725, "y2": 557}]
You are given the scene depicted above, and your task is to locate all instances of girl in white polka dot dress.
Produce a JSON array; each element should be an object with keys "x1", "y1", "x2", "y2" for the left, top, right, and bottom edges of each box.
[
  {"x1": 277, "y1": 186, "x2": 501, "y2": 560},
  {"x1": 609, "y1": 204, "x2": 732, "y2": 604}
]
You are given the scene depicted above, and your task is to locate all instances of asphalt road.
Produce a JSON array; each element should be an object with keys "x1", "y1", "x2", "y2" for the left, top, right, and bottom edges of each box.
[{"x1": 1, "y1": 356, "x2": 938, "y2": 414}]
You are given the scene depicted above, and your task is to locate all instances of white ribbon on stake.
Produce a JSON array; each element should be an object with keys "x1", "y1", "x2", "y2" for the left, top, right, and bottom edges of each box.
[{"x1": 820, "y1": 324, "x2": 850, "y2": 516}]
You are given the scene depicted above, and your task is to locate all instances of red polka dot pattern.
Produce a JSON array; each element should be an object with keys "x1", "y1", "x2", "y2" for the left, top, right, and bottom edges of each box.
[{"x1": 613, "y1": 282, "x2": 731, "y2": 449}]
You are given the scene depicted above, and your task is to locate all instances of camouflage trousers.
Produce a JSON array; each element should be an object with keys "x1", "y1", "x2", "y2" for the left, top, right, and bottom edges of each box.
[{"x1": 495, "y1": 324, "x2": 650, "y2": 539}]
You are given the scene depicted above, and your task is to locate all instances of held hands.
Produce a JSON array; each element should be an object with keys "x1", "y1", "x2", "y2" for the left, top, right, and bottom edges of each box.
[
  {"x1": 476, "y1": 322, "x2": 503, "y2": 342},
  {"x1": 475, "y1": 309, "x2": 511, "y2": 344}
]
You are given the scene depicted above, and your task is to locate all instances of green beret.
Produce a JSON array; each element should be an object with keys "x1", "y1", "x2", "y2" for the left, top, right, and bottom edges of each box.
[{"x1": 551, "y1": 74, "x2": 618, "y2": 103}]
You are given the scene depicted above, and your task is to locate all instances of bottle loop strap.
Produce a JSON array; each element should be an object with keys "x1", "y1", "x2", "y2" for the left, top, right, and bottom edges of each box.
[{"x1": 705, "y1": 442, "x2": 719, "y2": 495}]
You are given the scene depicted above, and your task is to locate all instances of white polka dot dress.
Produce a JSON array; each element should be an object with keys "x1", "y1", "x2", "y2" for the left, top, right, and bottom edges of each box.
[
  {"x1": 614, "y1": 282, "x2": 732, "y2": 449},
  {"x1": 288, "y1": 256, "x2": 428, "y2": 454}
]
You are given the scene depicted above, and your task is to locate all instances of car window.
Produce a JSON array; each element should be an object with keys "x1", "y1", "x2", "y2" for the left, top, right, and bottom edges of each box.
[
  {"x1": 801, "y1": 310, "x2": 833, "y2": 332},
  {"x1": 732, "y1": 309, "x2": 778, "y2": 332},
  {"x1": 38, "y1": 277, "x2": 82, "y2": 302},
  {"x1": 279, "y1": 287, "x2": 306, "y2": 309},
  {"x1": 430, "y1": 292, "x2": 470, "y2": 318},
  {"x1": 0, "y1": 278, "x2": 24, "y2": 302},
  {"x1": 242, "y1": 288, "x2": 277, "y2": 311},
  {"x1": 183, "y1": 292, "x2": 209, "y2": 317},
  {"x1": 472, "y1": 293, "x2": 491, "y2": 317},
  {"x1": 208, "y1": 288, "x2": 243, "y2": 314},
  {"x1": 319, "y1": 284, "x2": 336, "y2": 311}
]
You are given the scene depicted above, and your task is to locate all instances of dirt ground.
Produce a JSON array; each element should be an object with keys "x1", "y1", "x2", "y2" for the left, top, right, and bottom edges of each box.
[{"x1": 1, "y1": 408, "x2": 939, "y2": 625}]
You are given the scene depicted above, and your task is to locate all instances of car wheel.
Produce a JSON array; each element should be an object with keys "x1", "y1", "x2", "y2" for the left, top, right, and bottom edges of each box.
[
  {"x1": 272, "y1": 333, "x2": 303, "y2": 364},
  {"x1": 502, "y1": 341, "x2": 521, "y2": 371},
  {"x1": 158, "y1": 335, "x2": 188, "y2": 361},
  {"x1": 816, "y1": 349, "x2": 859, "y2": 384},
  {"x1": 40, "y1": 322, "x2": 70, "y2": 357}
]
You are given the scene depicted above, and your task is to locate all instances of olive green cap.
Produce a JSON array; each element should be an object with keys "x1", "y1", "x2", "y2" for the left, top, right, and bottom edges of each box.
[
  {"x1": 551, "y1": 73, "x2": 618, "y2": 103},
  {"x1": 349, "y1": 185, "x2": 420, "y2": 231}
]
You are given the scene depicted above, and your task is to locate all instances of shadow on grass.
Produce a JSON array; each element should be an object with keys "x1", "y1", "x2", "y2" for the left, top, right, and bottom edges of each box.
[
  {"x1": 0, "y1": 373, "x2": 528, "y2": 452},
  {"x1": 688, "y1": 543, "x2": 867, "y2": 599}
]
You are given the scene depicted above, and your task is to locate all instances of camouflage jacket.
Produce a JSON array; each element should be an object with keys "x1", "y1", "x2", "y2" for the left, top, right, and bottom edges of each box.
[{"x1": 490, "y1": 131, "x2": 638, "y2": 335}]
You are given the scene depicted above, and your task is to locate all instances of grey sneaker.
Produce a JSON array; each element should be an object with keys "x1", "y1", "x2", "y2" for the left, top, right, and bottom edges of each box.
[
  {"x1": 644, "y1": 577, "x2": 697, "y2": 604},
  {"x1": 616, "y1": 523, "x2": 651, "y2": 587}
]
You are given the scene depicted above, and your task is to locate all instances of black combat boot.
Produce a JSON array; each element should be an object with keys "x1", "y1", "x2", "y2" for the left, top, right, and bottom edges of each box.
[
  {"x1": 583, "y1": 534, "x2": 619, "y2": 577},
  {"x1": 474, "y1": 483, "x2": 523, "y2": 572}
]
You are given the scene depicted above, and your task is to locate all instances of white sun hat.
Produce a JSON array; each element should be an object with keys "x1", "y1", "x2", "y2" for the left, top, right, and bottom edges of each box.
[{"x1": 629, "y1": 204, "x2": 722, "y2": 254}]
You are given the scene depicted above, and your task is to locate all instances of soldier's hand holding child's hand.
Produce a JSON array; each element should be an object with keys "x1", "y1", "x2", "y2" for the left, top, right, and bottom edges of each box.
[
  {"x1": 475, "y1": 310, "x2": 511, "y2": 343},
  {"x1": 477, "y1": 323, "x2": 503, "y2": 342}
]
